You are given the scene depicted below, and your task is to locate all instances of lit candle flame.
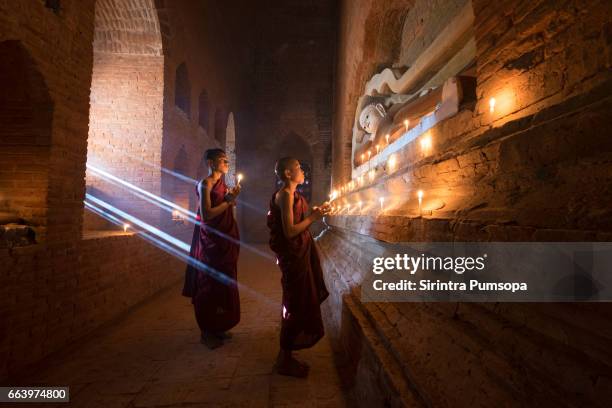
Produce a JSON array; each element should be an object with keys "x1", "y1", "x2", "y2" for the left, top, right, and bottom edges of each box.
[
  {"x1": 123, "y1": 223, "x2": 130, "y2": 232},
  {"x1": 379, "y1": 197, "x2": 384, "y2": 212},
  {"x1": 417, "y1": 190, "x2": 424, "y2": 213},
  {"x1": 404, "y1": 119, "x2": 410, "y2": 130},
  {"x1": 237, "y1": 173, "x2": 243, "y2": 186},
  {"x1": 420, "y1": 134, "x2": 432, "y2": 152},
  {"x1": 367, "y1": 150, "x2": 371, "y2": 160},
  {"x1": 361, "y1": 153, "x2": 365, "y2": 163},
  {"x1": 387, "y1": 155, "x2": 397, "y2": 172},
  {"x1": 489, "y1": 97, "x2": 496, "y2": 113},
  {"x1": 386, "y1": 134, "x2": 390, "y2": 145},
  {"x1": 368, "y1": 169, "x2": 375, "y2": 181}
]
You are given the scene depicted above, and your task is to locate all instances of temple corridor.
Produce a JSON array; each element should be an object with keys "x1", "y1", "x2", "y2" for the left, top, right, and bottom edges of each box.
[
  {"x1": 1, "y1": 0, "x2": 611, "y2": 406},
  {"x1": 14, "y1": 246, "x2": 349, "y2": 408}
]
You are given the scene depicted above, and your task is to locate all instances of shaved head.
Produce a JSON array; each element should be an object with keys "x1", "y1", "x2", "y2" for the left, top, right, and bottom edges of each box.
[{"x1": 275, "y1": 157, "x2": 298, "y2": 180}]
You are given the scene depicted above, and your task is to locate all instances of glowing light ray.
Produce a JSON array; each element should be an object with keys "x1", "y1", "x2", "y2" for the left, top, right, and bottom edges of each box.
[
  {"x1": 89, "y1": 162, "x2": 268, "y2": 216},
  {"x1": 87, "y1": 164, "x2": 196, "y2": 218},
  {"x1": 86, "y1": 193, "x2": 190, "y2": 252},
  {"x1": 84, "y1": 201, "x2": 124, "y2": 225},
  {"x1": 90, "y1": 175, "x2": 273, "y2": 259},
  {"x1": 84, "y1": 201, "x2": 277, "y2": 309},
  {"x1": 89, "y1": 173, "x2": 191, "y2": 219},
  {"x1": 236, "y1": 199, "x2": 269, "y2": 216},
  {"x1": 86, "y1": 174, "x2": 275, "y2": 261},
  {"x1": 89, "y1": 154, "x2": 198, "y2": 186}
]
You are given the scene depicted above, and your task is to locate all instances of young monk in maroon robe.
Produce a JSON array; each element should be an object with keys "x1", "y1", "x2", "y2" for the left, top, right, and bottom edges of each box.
[
  {"x1": 267, "y1": 157, "x2": 331, "y2": 377},
  {"x1": 182, "y1": 148, "x2": 241, "y2": 349}
]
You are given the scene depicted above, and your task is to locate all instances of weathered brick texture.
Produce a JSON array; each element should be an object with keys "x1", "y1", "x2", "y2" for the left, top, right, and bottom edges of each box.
[
  {"x1": 238, "y1": 0, "x2": 336, "y2": 243},
  {"x1": 325, "y1": 0, "x2": 612, "y2": 406},
  {"x1": 0, "y1": 0, "x2": 251, "y2": 382}
]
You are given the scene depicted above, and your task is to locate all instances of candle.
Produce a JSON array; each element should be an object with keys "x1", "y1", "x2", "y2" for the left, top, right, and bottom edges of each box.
[
  {"x1": 489, "y1": 97, "x2": 496, "y2": 113},
  {"x1": 379, "y1": 197, "x2": 384, "y2": 212},
  {"x1": 361, "y1": 153, "x2": 365, "y2": 164},
  {"x1": 420, "y1": 134, "x2": 432, "y2": 152},
  {"x1": 237, "y1": 173, "x2": 243, "y2": 186},
  {"x1": 404, "y1": 119, "x2": 410, "y2": 131},
  {"x1": 386, "y1": 133, "x2": 390, "y2": 145},
  {"x1": 417, "y1": 190, "x2": 424, "y2": 214},
  {"x1": 123, "y1": 223, "x2": 130, "y2": 232},
  {"x1": 387, "y1": 155, "x2": 397, "y2": 172},
  {"x1": 376, "y1": 144, "x2": 380, "y2": 155},
  {"x1": 358, "y1": 201, "x2": 362, "y2": 214},
  {"x1": 346, "y1": 203, "x2": 351, "y2": 214},
  {"x1": 368, "y1": 169, "x2": 375, "y2": 181},
  {"x1": 367, "y1": 150, "x2": 371, "y2": 160}
]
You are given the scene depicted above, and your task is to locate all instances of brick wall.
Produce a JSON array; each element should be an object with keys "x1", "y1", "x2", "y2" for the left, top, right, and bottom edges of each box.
[
  {"x1": 157, "y1": 1, "x2": 251, "y2": 242},
  {"x1": 238, "y1": 0, "x2": 336, "y2": 243},
  {"x1": 85, "y1": 52, "x2": 165, "y2": 229},
  {"x1": 324, "y1": 0, "x2": 612, "y2": 406},
  {"x1": 0, "y1": 0, "x2": 252, "y2": 381},
  {"x1": 0, "y1": 40, "x2": 53, "y2": 240},
  {"x1": 0, "y1": 234, "x2": 183, "y2": 381}
]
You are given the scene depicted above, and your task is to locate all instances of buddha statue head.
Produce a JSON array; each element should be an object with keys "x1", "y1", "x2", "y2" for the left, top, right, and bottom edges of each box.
[{"x1": 358, "y1": 103, "x2": 386, "y2": 135}]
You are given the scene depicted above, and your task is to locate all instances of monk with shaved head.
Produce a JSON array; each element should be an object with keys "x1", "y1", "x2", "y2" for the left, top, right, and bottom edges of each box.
[
  {"x1": 183, "y1": 148, "x2": 242, "y2": 349},
  {"x1": 267, "y1": 157, "x2": 331, "y2": 377}
]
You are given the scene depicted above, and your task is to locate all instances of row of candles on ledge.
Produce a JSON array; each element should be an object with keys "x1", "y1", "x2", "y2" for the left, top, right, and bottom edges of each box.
[
  {"x1": 327, "y1": 189, "x2": 424, "y2": 215},
  {"x1": 342, "y1": 134, "x2": 432, "y2": 198},
  {"x1": 357, "y1": 96, "x2": 498, "y2": 168},
  {"x1": 324, "y1": 96, "x2": 499, "y2": 216},
  {"x1": 359, "y1": 119, "x2": 414, "y2": 167}
]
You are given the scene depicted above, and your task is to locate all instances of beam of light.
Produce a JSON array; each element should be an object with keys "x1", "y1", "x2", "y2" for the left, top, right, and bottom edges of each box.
[
  {"x1": 84, "y1": 201, "x2": 277, "y2": 309},
  {"x1": 87, "y1": 174, "x2": 275, "y2": 261},
  {"x1": 89, "y1": 152, "x2": 269, "y2": 216},
  {"x1": 84, "y1": 201, "x2": 124, "y2": 225},
  {"x1": 236, "y1": 198, "x2": 269, "y2": 216},
  {"x1": 87, "y1": 164, "x2": 195, "y2": 218},
  {"x1": 88, "y1": 153, "x2": 198, "y2": 186},
  {"x1": 86, "y1": 193, "x2": 190, "y2": 252}
]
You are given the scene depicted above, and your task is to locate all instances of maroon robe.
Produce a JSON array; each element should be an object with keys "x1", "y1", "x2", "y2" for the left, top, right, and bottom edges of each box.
[
  {"x1": 267, "y1": 190, "x2": 329, "y2": 350},
  {"x1": 182, "y1": 177, "x2": 240, "y2": 333}
]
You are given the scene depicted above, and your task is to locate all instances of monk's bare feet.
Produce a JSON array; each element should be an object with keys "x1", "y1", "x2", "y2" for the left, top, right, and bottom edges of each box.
[
  {"x1": 214, "y1": 331, "x2": 233, "y2": 340},
  {"x1": 200, "y1": 332, "x2": 223, "y2": 349},
  {"x1": 276, "y1": 352, "x2": 309, "y2": 378}
]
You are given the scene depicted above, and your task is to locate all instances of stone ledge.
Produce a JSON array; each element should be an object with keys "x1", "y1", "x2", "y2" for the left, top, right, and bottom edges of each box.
[
  {"x1": 317, "y1": 227, "x2": 612, "y2": 407},
  {"x1": 327, "y1": 214, "x2": 612, "y2": 243},
  {"x1": 81, "y1": 229, "x2": 137, "y2": 241},
  {"x1": 318, "y1": 234, "x2": 425, "y2": 407},
  {"x1": 0, "y1": 224, "x2": 36, "y2": 248}
]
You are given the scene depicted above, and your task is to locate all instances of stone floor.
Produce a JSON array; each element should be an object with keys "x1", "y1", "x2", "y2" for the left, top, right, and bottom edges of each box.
[{"x1": 18, "y1": 245, "x2": 348, "y2": 407}]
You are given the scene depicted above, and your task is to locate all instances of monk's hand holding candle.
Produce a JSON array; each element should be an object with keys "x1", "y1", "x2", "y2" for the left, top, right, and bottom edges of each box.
[
  {"x1": 312, "y1": 202, "x2": 331, "y2": 216},
  {"x1": 225, "y1": 181, "x2": 241, "y2": 206}
]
